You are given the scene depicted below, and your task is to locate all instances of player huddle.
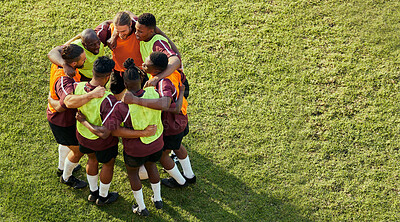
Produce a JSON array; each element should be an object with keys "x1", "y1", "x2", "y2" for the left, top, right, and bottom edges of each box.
[{"x1": 46, "y1": 11, "x2": 195, "y2": 216}]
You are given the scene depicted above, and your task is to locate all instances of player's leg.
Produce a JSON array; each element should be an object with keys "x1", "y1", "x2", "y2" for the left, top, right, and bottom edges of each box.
[
  {"x1": 174, "y1": 144, "x2": 196, "y2": 183},
  {"x1": 86, "y1": 152, "x2": 99, "y2": 202},
  {"x1": 61, "y1": 145, "x2": 87, "y2": 189},
  {"x1": 95, "y1": 145, "x2": 119, "y2": 206},
  {"x1": 160, "y1": 149, "x2": 187, "y2": 187},
  {"x1": 144, "y1": 150, "x2": 163, "y2": 209},
  {"x1": 124, "y1": 152, "x2": 149, "y2": 216}
]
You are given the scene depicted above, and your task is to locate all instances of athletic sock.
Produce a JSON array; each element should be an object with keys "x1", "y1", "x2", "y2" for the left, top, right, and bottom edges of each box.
[
  {"x1": 151, "y1": 182, "x2": 162, "y2": 202},
  {"x1": 132, "y1": 189, "x2": 146, "y2": 210},
  {"x1": 166, "y1": 165, "x2": 186, "y2": 185},
  {"x1": 99, "y1": 181, "x2": 111, "y2": 198},
  {"x1": 87, "y1": 174, "x2": 99, "y2": 192},
  {"x1": 62, "y1": 158, "x2": 78, "y2": 181},
  {"x1": 58, "y1": 144, "x2": 70, "y2": 170},
  {"x1": 178, "y1": 156, "x2": 195, "y2": 179}
]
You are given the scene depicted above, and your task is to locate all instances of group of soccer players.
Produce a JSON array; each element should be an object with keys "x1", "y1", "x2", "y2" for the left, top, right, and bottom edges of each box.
[{"x1": 46, "y1": 11, "x2": 195, "y2": 216}]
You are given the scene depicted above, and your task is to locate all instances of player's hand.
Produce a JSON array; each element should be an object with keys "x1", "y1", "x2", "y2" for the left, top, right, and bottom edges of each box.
[
  {"x1": 144, "y1": 76, "x2": 159, "y2": 88},
  {"x1": 89, "y1": 86, "x2": 106, "y2": 98},
  {"x1": 122, "y1": 91, "x2": 140, "y2": 104},
  {"x1": 64, "y1": 64, "x2": 76, "y2": 78},
  {"x1": 75, "y1": 111, "x2": 86, "y2": 123},
  {"x1": 107, "y1": 32, "x2": 118, "y2": 50},
  {"x1": 143, "y1": 125, "x2": 157, "y2": 137}
]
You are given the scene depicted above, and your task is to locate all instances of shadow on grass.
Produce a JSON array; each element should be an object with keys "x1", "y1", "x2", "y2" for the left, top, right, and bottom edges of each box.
[{"x1": 158, "y1": 148, "x2": 312, "y2": 221}]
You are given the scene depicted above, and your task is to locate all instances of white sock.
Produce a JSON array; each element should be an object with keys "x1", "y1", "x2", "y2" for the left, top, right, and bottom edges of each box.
[
  {"x1": 178, "y1": 156, "x2": 195, "y2": 179},
  {"x1": 151, "y1": 182, "x2": 162, "y2": 201},
  {"x1": 62, "y1": 158, "x2": 78, "y2": 181},
  {"x1": 138, "y1": 165, "x2": 149, "y2": 180},
  {"x1": 58, "y1": 145, "x2": 70, "y2": 170},
  {"x1": 166, "y1": 165, "x2": 186, "y2": 185},
  {"x1": 99, "y1": 181, "x2": 111, "y2": 198},
  {"x1": 87, "y1": 174, "x2": 99, "y2": 192},
  {"x1": 132, "y1": 189, "x2": 146, "y2": 210}
]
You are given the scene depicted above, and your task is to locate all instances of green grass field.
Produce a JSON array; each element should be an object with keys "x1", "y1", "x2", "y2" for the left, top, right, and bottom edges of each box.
[{"x1": 1, "y1": 0, "x2": 400, "y2": 221}]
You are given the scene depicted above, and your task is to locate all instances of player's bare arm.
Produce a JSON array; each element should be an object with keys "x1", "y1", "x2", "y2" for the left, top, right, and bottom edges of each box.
[
  {"x1": 48, "y1": 91, "x2": 66, "y2": 112},
  {"x1": 47, "y1": 46, "x2": 76, "y2": 78},
  {"x1": 64, "y1": 86, "x2": 106, "y2": 109},
  {"x1": 122, "y1": 91, "x2": 172, "y2": 111},
  {"x1": 111, "y1": 125, "x2": 157, "y2": 138},
  {"x1": 75, "y1": 111, "x2": 111, "y2": 139}
]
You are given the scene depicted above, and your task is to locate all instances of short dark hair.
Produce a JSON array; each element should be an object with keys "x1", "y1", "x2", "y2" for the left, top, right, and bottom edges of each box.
[
  {"x1": 113, "y1": 11, "x2": 132, "y2": 26},
  {"x1": 61, "y1": 44, "x2": 84, "y2": 64},
  {"x1": 93, "y1": 56, "x2": 115, "y2": 78},
  {"x1": 138, "y1": 13, "x2": 156, "y2": 29},
  {"x1": 150, "y1": 52, "x2": 168, "y2": 71},
  {"x1": 123, "y1": 58, "x2": 146, "y2": 82}
]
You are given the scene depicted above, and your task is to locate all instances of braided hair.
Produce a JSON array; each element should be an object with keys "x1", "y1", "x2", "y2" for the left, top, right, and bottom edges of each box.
[{"x1": 123, "y1": 58, "x2": 147, "y2": 82}]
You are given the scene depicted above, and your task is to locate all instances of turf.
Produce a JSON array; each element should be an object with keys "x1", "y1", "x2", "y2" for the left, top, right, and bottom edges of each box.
[{"x1": 1, "y1": 0, "x2": 400, "y2": 221}]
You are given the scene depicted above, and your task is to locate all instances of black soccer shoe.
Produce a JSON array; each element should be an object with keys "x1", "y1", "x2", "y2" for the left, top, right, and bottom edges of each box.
[
  {"x1": 183, "y1": 175, "x2": 197, "y2": 184},
  {"x1": 151, "y1": 196, "x2": 163, "y2": 209},
  {"x1": 60, "y1": 175, "x2": 87, "y2": 189},
  {"x1": 88, "y1": 190, "x2": 99, "y2": 202},
  {"x1": 161, "y1": 177, "x2": 188, "y2": 188},
  {"x1": 96, "y1": 192, "x2": 119, "y2": 206},
  {"x1": 132, "y1": 204, "x2": 149, "y2": 216},
  {"x1": 57, "y1": 164, "x2": 82, "y2": 177}
]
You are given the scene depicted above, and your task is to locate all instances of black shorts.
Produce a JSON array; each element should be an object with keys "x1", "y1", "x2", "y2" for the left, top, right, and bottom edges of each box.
[
  {"x1": 48, "y1": 121, "x2": 78, "y2": 146},
  {"x1": 123, "y1": 149, "x2": 163, "y2": 168},
  {"x1": 79, "y1": 144, "x2": 118, "y2": 164},
  {"x1": 163, "y1": 125, "x2": 189, "y2": 151}
]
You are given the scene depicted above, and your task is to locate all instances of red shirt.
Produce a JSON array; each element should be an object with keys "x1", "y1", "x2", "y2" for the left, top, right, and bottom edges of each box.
[
  {"x1": 103, "y1": 89, "x2": 163, "y2": 157},
  {"x1": 157, "y1": 78, "x2": 188, "y2": 136},
  {"x1": 75, "y1": 82, "x2": 119, "y2": 151},
  {"x1": 47, "y1": 76, "x2": 78, "y2": 127}
]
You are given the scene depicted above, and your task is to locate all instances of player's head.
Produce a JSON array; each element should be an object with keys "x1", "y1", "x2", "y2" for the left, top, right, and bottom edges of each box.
[
  {"x1": 135, "y1": 13, "x2": 156, "y2": 41},
  {"x1": 81, "y1": 29, "x2": 101, "y2": 55},
  {"x1": 123, "y1": 58, "x2": 145, "y2": 91},
  {"x1": 93, "y1": 56, "x2": 115, "y2": 83},
  {"x1": 61, "y1": 44, "x2": 86, "y2": 69},
  {"x1": 113, "y1": 11, "x2": 132, "y2": 40},
  {"x1": 142, "y1": 52, "x2": 168, "y2": 76}
]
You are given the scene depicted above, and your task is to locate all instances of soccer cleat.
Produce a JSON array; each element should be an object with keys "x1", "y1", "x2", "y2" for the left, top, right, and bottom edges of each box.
[
  {"x1": 88, "y1": 190, "x2": 99, "y2": 202},
  {"x1": 151, "y1": 196, "x2": 163, "y2": 209},
  {"x1": 183, "y1": 175, "x2": 196, "y2": 184},
  {"x1": 57, "y1": 164, "x2": 82, "y2": 177},
  {"x1": 132, "y1": 204, "x2": 149, "y2": 216},
  {"x1": 161, "y1": 177, "x2": 188, "y2": 188},
  {"x1": 60, "y1": 175, "x2": 87, "y2": 189},
  {"x1": 95, "y1": 192, "x2": 119, "y2": 206}
]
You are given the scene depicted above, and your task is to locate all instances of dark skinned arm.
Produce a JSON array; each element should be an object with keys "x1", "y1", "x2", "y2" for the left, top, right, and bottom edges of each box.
[
  {"x1": 111, "y1": 125, "x2": 157, "y2": 138},
  {"x1": 144, "y1": 56, "x2": 181, "y2": 87},
  {"x1": 122, "y1": 91, "x2": 172, "y2": 111},
  {"x1": 76, "y1": 112, "x2": 157, "y2": 139},
  {"x1": 76, "y1": 111, "x2": 111, "y2": 139}
]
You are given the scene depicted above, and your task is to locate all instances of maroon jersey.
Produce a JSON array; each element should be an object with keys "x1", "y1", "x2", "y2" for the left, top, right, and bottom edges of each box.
[
  {"x1": 103, "y1": 89, "x2": 163, "y2": 157},
  {"x1": 157, "y1": 78, "x2": 188, "y2": 136},
  {"x1": 47, "y1": 76, "x2": 78, "y2": 127},
  {"x1": 75, "y1": 82, "x2": 119, "y2": 151}
]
